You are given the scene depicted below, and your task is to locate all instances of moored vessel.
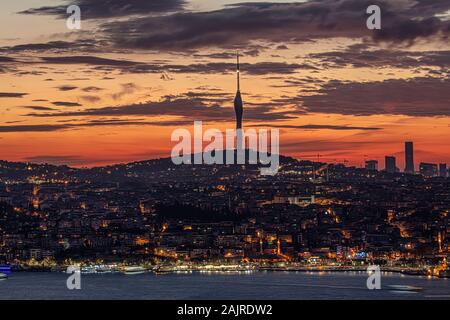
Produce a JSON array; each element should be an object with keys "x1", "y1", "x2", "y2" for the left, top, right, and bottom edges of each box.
[
  {"x1": 438, "y1": 270, "x2": 450, "y2": 278},
  {"x1": 388, "y1": 285, "x2": 423, "y2": 292},
  {"x1": 0, "y1": 265, "x2": 12, "y2": 275},
  {"x1": 122, "y1": 266, "x2": 147, "y2": 275}
]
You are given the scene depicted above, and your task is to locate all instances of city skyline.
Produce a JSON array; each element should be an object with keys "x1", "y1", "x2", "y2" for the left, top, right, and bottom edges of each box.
[
  {"x1": 0, "y1": 0, "x2": 450, "y2": 168},
  {"x1": 1, "y1": 0, "x2": 450, "y2": 303}
]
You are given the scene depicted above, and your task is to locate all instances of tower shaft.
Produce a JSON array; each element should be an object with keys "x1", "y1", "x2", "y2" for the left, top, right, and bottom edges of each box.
[{"x1": 234, "y1": 52, "x2": 243, "y2": 131}]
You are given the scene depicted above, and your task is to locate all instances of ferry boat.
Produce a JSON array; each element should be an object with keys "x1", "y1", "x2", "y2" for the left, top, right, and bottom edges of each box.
[
  {"x1": 154, "y1": 266, "x2": 174, "y2": 274},
  {"x1": 388, "y1": 285, "x2": 423, "y2": 292},
  {"x1": 122, "y1": 266, "x2": 146, "y2": 275},
  {"x1": 95, "y1": 265, "x2": 114, "y2": 274},
  {"x1": 79, "y1": 265, "x2": 116, "y2": 274},
  {"x1": 439, "y1": 270, "x2": 450, "y2": 278},
  {"x1": 0, "y1": 265, "x2": 12, "y2": 275},
  {"x1": 80, "y1": 266, "x2": 96, "y2": 274}
]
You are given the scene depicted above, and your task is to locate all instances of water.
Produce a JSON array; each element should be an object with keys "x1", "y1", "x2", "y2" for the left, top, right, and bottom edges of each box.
[{"x1": 0, "y1": 271, "x2": 448, "y2": 300}]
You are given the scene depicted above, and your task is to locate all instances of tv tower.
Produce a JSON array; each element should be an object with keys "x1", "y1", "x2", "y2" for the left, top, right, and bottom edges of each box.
[{"x1": 234, "y1": 52, "x2": 243, "y2": 131}]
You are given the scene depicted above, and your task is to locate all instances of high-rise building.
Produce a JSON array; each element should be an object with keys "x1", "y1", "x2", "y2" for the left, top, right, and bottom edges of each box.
[
  {"x1": 385, "y1": 156, "x2": 396, "y2": 173},
  {"x1": 365, "y1": 160, "x2": 378, "y2": 171},
  {"x1": 419, "y1": 162, "x2": 438, "y2": 178},
  {"x1": 234, "y1": 53, "x2": 243, "y2": 131},
  {"x1": 405, "y1": 141, "x2": 414, "y2": 174},
  {"x1": 439, "y1": 163, "x2": 447, "y2": 178}
]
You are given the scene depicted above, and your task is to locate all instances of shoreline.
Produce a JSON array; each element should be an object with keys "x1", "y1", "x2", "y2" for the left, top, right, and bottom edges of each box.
[{"x1": 7, "y1": 265, "x2": 449, "y2": 279}]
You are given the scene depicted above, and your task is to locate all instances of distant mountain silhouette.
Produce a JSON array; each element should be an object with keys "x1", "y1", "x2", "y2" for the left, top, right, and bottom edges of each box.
[{"x1": 0, "y1": 150, "x2": 300, "y2": 183}]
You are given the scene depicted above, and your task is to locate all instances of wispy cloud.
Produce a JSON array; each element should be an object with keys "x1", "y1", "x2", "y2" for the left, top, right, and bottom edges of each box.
[
  {"x1": 254, "y1": 124, "x2": 382, "y2": 131},
  {"x1": 52, "y1": 101, "x2": 82, "y2": 107},
  {"x1": 56, "y1": 85, "x2": 78, "y2": 92},
  {"x1": 0, "y1": 92, "x2": 28, "y2": 98}
]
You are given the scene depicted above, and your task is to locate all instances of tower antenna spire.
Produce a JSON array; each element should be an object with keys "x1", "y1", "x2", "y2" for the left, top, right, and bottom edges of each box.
[{"x1": 237, "y1": 51, "x2": 240, "y2": 92}]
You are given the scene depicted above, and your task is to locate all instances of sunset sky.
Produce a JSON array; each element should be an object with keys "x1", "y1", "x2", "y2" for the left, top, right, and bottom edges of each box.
[{"x1": 1, "y1": 0, "x2": 449, "y2": 168}]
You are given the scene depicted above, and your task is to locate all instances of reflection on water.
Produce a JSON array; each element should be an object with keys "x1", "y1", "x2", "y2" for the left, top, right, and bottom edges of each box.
[{"x1": 0, "y1": 271, "x2": 449, "y2": 300}]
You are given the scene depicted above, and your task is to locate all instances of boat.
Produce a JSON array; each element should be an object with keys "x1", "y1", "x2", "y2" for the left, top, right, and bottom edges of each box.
[
  {"x1": 0, "y1": 273, "x2": 8, "y2": 280},
  {"x1": 154, "y1": 266, "x2": 175, "y2": 274},
  {"x1": 0, "y1": 265, "x2": 12, "y2": 275},
  {"x1": 122, "y1": 266, "x2": 147, "y2": 275},
  {"x1": 80, "y1": 266, "x2": 96, "y2": 274},
  {"x1": 95, "y1": 266, "x2": 113, "y2": 274},
  {"x1": 388, "y1": 285, "x2": 423, "y2": 292}
]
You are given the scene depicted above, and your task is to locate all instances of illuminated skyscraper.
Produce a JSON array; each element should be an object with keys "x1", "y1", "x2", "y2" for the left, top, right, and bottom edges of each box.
[{"x1": 405, "y1": 141, "x2": 414, "y2": 174}]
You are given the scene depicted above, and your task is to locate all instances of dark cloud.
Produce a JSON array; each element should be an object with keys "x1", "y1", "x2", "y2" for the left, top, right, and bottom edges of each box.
[
  {"x1": 0, "y1": 40, "x2": 98, "y2": 53},
  {"x1": 0, "y1": 119, "x2": 196, "y2": 133},
  {"x1": 301, "y1": 77, "x2": 450, "y2": 116},
  {"x1": 0, "y1": 124, "x2": 68, "y2": 132},
  {"x1": 4, "y1": 120, "x2": 23, "y2": 124},
  {"x1": 111, "y1": 83, "x2": 140, "y2": 100},
  {"x1": 309, "y1": 48, "x2": 420, "y2": 69},
  {"x1": 0, "y1": 92, "x2": 28, "y2": 98},
  {"x1": 163, "y1": 62, "x2": 316, "y2": 75},
  {"x1": 14, "y1": 70, "x2": 46, "y2": 76},
  {"x1": 98, "y1": 1, "x2": 450, "y2": 50},
  {"x1": 0, "y1": 57, "x2": 16, "y2": 62},
  {"x1": 79, "y1": 95, "x2": 101, "y2": 103},
  {"x1": 193, "y1": 49, "x2": 262, "y2": 59},
  {"x1": 308, "y1": 45, "x2": 450, "y2": 69},
  {"x1": 82, "y1": 118, "x2": 192, "y2": 127},
  {"x1": 36, "y1": 57, "x2": 315, "y2": 75},
  {"x1": 407, "y1": 0, "x2": 450, "y2": 16},
  {"x1": 21, "y1": 106, "x2": 57, "y2": 111},
  {"x1": 271, "y1": 76, "x2": 326, "y2": 89},
  {"x1": 41, "y1": 55, "x2": 141, "y2": 66},
  {"x1": 254, "y1": 124, "x2": 382, "y2": 131},
  {"x1": 196, "y1": 52, "x2": 240, "y2": 59},
  {"x1": 417, "y1": 51, "x2": 450, "y2": 68},
  {"x1": 101, "y1": 1, "x2": 366, "y2": 50},
  {"x1": 34, "y1": 54, "x2": 313, "y2": 75},
  {"x1": 52, "y1": 101, "x2": 82, "y2": 107},
  {"x1": 82, "y1": 86, "x2": 104, "y2": 92},
  {"x1": 26, "y1": 92, "x2": 295, "y2": 122},
  {"x1": 373, "y1": 17, "x2": 449, "y2": 44},
  {"x1": 26, "y1": 98, "x2": 221, "y2": 118},
  {"x1": 16, "y1": 0, "x2": 450, "y2": 54},
  {"x1": 56, "y1": 85, "x2": 78, "y2": 91},
  {"x1": 20, "y1": 0, "x2": 186, "y2": 19}
]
